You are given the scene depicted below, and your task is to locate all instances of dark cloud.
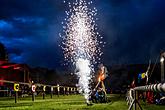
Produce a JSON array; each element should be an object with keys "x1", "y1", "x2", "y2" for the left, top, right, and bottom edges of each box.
[{"x1": 0, "y1": 0, "x2": 165, "y2": 69}]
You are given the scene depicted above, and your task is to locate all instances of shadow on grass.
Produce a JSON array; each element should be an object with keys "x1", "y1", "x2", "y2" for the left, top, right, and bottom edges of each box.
[
  {"x1": 0, "y1": 102, "x2": 33, "y2": 108},
  {"x1": 89, "y1": 94, "x2": 125, "y2": 107},
  {"x1": 107, "y1": 94, "x2": 125, "y2": 104}
]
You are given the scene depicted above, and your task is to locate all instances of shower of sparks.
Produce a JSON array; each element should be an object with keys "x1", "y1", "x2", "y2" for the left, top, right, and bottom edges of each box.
[{"x1": 60, "y1": 0, "x2": 104, "y2": 102}]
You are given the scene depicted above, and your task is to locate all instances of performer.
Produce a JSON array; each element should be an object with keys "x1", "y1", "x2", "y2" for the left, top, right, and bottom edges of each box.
[{"x1": 94, "y1": 64, "x2": 108, "y2": 99}]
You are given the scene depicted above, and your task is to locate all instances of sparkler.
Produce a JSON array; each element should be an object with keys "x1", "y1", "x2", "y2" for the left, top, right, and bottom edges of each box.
[{"x1": 60, "y1": 0, "x2": 103, "y2": 102}]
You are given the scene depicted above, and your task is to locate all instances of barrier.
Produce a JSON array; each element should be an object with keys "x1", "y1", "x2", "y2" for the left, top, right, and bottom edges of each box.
[
  {"x1": 134, "y1": 83, "x2": 165, "y2": 92},
  {"x1": 127, "y1": 83, "x2": 165, "y2": 110},
  {"x1": 0, "y1": 80, "x2": 78, "y2": 103}
]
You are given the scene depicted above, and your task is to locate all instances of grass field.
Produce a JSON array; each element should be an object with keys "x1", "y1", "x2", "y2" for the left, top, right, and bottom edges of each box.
[{"x1": 0, "y1": 94, "x2": 164, "y2": 110}]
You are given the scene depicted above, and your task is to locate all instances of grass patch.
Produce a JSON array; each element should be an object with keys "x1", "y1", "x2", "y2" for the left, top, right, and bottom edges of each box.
[{"x1": 0, "y1": 94, "x2": 164, "y2": 110}]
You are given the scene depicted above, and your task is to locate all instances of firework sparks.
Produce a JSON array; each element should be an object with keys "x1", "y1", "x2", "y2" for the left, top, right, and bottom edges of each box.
[{"x1": 60, "y1": 0, "x2": 103, "y2": 102}]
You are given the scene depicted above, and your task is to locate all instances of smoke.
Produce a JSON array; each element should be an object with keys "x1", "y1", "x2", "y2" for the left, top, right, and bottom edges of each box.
[{"x1": 75, "y1": 58, "x2": 91, "y2": 102}]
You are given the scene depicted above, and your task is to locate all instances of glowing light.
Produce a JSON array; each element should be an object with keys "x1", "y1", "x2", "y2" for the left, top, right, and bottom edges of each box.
[
  {"x1": 1, "y1": 65, "x2": 10, "y2": 69},
  {"x1": 60, "y1": 0, "x2": 103, "y2": 102},
  {"x1": 160, "y1": 57, "x2": 164, "y2": 63}
]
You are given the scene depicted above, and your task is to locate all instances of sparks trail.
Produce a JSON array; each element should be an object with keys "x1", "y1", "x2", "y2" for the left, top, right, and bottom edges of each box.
[{"x1": 60, "y1": 0, "x2": 104, "y2": 102}]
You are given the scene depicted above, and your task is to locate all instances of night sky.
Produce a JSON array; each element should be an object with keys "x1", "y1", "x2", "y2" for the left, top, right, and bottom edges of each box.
[{"x1": 0, "y1": 0, "x2": 165, "y2": 69}]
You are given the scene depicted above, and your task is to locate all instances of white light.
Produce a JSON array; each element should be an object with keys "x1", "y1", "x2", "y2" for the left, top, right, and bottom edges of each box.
[
  {"x1": 61, "y1": 0, "x2": 102, "y2": 64},
  {"x1": 160, "y1": 57, "x2": 164, "y2": 63},
  {"x1": 75, "y1": 58, "x2": 91, "y2": 101},
  {"x1": 61, "y1": 0, "x2": 103, "y2": 102}
]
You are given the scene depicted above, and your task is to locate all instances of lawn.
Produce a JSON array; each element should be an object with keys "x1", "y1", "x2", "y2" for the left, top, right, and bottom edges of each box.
[{"x1": 0, "y1": 94, "x2": 164, "y2": 110}]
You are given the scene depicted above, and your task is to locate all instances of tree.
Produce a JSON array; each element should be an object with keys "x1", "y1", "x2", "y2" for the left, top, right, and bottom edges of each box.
[{"x1": 0, "y1": 42, "x2": 8, "y2": 61}]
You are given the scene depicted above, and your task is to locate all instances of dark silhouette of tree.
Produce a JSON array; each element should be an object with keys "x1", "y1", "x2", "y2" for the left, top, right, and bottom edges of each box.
[{"x1": 0, "y1": 42, "x2": 8, "y2": 61}]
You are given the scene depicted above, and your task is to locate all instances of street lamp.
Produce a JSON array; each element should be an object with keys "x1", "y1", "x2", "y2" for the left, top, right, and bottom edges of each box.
[
  {"x1": 57, "y1": 84, "x2": 60, "y2": 97},
  {"x1": 160, "y1": 52, "x2": 165, "y2": 83},
  {"x1": 160, "y1": 57, "x2": 164, "y2": 63}
]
